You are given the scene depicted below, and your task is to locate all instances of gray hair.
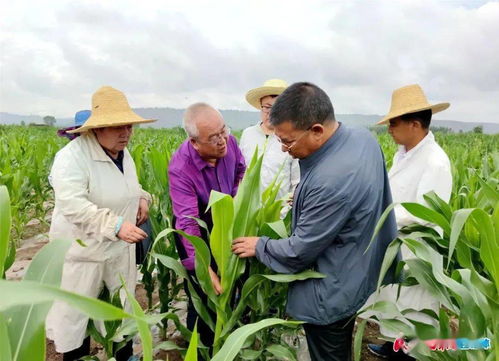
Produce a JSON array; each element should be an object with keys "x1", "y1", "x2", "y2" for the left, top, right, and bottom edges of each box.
[{"x1": 183, "y1": 102, "x2": 220, "y2": 138}]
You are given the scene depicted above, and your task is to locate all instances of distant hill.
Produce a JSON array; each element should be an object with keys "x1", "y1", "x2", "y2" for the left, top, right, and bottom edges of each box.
[{"x1": 1, "y1": 108, "x2": 498, "y2": 134}]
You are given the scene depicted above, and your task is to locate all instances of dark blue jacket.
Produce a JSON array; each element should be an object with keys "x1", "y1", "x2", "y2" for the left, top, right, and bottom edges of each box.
[{"x1": 256, "y1": 124, "x2": 397, "y2": 325}]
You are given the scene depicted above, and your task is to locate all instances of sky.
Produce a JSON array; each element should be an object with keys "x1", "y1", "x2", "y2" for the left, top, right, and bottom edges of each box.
[{"x1": 1, "y1": 0, "x2": 498, "y2": 123}]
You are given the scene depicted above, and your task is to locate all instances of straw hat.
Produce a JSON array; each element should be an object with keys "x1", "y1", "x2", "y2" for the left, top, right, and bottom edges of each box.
[
  {"x1": 377, "y1": 84, "x2": 450, "y2": 125},
  {"x1": 245, "y1": 79, "x2": 288, "y2": 109},
  {"x1": 68, "y1": 86, "x2": 155, "y2": 133}
]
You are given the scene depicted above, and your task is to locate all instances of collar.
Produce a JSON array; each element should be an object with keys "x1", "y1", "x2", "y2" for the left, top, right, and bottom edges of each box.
[
  {"x1": 188, "y1": 139, "x2": 217, "y2": 171},
  {"x1": 300, "y1": 122, "x2": 344, "y2": 174},
  {"x1": 397, "y1": 131, "x2": 435, "y2": 159},
  {"x1": 85, "y1": 132, "x2": 113, "y2": 162}
]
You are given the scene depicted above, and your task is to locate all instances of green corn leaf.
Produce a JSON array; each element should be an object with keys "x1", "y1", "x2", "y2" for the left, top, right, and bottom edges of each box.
[
  {"x1": 260, "y1": 220, "x2": 289, "y2": 239},
  {"x1": 376, "y1": 238, "x2": 402, "y2": 290},
  {"x1": 184, "y1": 322, "x2": 198, "y2": 361},
  {"x1": 364, "y1": 202, "x2": 397, "y2": 254},
  {"x1": 120, "y1": 276, "x2": 152, "y2": 361},
  {"x1": 401, "y1": 202, "x2": 451, "y2": 235},
  {"x1": 423, "y1": 191, "x2": 452, "y2": 221},
  {"x1": 353, "y1": 318, "x2": 366, "y2": 361},
  {"x1": 262, "y1": 270, "x2": 326, "y2": 283},
  {"x1": 211, "y1": 319, "x2": 302, "y2": 361},
  {"x1": 6, "y1": 238, "x2": 72, "y2": 361},
  {"x1": 152, "y1": 253, "x2": 215, "y2": 331},
  {"x1": 207, "y1": 191, "x2": 234, "y2": 285},
  {"x1": 0, "y1": 313, "x2": 12, "y2": 361},
  {"x1": 154, "y1": 340, "x2": 185, "y2": 352},
  {"x1": 0, "y1": 185, "x2": 11, "y2": 276},
  {"x1": 0, "y1": 280, "x2": 131, "y2": 320},
  {"x1": 473, "y1": 169, "x2": 499, "y2": 206},
  {"x1": 449, "y1": 208, "x2": 477, "y2": 270},
  {"x1": 265, "y1": 343, "x2": 297, "y2": 361}
]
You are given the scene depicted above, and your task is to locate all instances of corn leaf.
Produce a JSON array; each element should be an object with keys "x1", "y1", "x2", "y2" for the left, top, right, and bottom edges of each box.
[
  {"x1": 211, "y1": 318, "x2": 302, "y2": 361},
  {"x1": 0, "y1": 185, "x2": 11, "y2": 276},
  {"x1": 184, "y1": 322, "x2": 198, "y2": 361},
  {"x1": 0, "y1": 280, "x2": 130, "y2": 320},
  {"x1": 6, "y1": 239, "x2": 72, "y2": 361},
  {"x1": 207, "y1": 191, "x2": 234, "y2": 284},
  {"x1": 121, "y1": 276, "x2": 152, "y2": 361},
  {"x1": 0, "y1": 313, "x2": 12, "y2": 361}
]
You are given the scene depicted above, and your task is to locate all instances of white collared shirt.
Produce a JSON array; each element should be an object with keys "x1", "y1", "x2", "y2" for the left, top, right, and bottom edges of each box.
[
  {"x1": 239, "y1": 123, "x2": 300, "y2": 200},
  {"x1": 389, "y1": 131, "x2": 452, "y2": 228}
]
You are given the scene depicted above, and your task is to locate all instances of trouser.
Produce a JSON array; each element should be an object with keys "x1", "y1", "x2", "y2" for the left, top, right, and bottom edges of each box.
[
  {"x1": 303, "y1": 316, "x2": 355, "y2": 361},
  {"x1": 62, "y1": 336, "x2": 133, "y2": 361},
  {"x1": 184, "y1": 272, "x2": 216, "y2": 349}
]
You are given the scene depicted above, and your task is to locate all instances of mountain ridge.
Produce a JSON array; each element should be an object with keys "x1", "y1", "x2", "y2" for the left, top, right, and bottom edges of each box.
[{"x1": 1, "y1": 108, "x2": 498, "y2": 134}]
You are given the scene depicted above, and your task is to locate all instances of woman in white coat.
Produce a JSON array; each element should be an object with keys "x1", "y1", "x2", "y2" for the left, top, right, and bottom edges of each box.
[
  {"x1": 46, "y1": 86, "x2": 155, "y2": 361},
  {"x1": 240, "y1": 79, "x2": 300, "y2": 204}
]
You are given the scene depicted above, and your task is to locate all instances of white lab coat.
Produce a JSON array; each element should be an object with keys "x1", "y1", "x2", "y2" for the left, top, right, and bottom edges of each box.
[
  {"x1": 363, "y1": 131, "x2": 452, "y2": 338},
  {"x1": 239, "y1": 123, "x2": 300, "y2": 200},
  {"x1": 46, "y1": 132, "x2": 151, "y2": 352}
]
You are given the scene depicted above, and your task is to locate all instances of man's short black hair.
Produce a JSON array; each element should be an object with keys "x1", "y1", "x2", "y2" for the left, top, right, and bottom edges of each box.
[
  {"x1": 269, "y1": 82, "x2": 335, "y2": 130},
  {"x1": 400, "y1": 109, "x2": 432, "y2": 129}
]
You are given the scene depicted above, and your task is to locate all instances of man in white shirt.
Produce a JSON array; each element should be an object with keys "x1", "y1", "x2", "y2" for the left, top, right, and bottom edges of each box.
[
  {"x1": 367, "y1": 84, "x2": 453, "y2": 360},
  {"x1": 239, "y1": 79, "x2": 300, "y2": 202}
]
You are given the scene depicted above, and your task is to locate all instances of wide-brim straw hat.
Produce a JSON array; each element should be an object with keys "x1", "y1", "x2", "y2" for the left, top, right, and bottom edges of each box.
[
  {"x1": 245, "y1": 79, "x2": 289, "y2": 110},
  {"x1": 377, "y1": 84, "x2": 450, "y2": 125},
  {"x1": 68, "y1": 86, "x2": 156, "y2": 133}
]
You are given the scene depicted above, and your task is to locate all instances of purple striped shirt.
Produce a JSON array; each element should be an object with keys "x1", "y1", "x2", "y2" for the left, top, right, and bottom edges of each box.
[{"x1": 168, "y1": 135, "x2": 246, "y2": 270}]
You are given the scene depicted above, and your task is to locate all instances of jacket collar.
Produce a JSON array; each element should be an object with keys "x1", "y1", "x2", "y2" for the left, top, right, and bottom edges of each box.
[
  {"x1": 396, "y1": 131, "x2": 435, "y2": 160},
  {"x1": 390, "y1": 131, "x2": 435, "y2": 176},
  {"x1": 84, "y1": 132, "x2": 114, "y2": 162}
]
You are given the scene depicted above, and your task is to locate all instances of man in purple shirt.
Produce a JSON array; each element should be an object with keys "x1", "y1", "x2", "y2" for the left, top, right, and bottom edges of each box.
[{"x1": 168, "y1": 102, "x2": 246, "y2": 347}]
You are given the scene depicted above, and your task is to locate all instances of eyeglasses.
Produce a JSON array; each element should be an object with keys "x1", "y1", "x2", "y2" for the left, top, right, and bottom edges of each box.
[
  {"x1": 276, "y1": 127, "x2": 311, "y2": 151},
  {"x1": 195, "y1": 126, "x2": 231, "y2": 146},
  {"x1": 261, "y1": 105, "x2": 272, "y2": 114}
]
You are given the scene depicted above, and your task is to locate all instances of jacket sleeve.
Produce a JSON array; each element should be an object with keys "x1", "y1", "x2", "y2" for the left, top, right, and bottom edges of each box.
[
  {"x1": 255, "y1": 184, "x2": 350, "y2": 273},
  {"x1": 139, "y1": 186, "x2": 152, "y2": 204},
  {"x1": 50, "y1": 149, "x2": 119, "y2": 241},
  {"x1": 395, "y1": 159, "x2": 452, "y2": 228},
  {"x1": 168, "y1": 166, "x2": 202, "y2": 270}
]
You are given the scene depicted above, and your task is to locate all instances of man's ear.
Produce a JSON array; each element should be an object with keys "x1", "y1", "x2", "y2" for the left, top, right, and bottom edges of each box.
[
  {"x1": 190, "y1": 137, "x2": 199, "y2": 151},
  {"x1": 311, "y1": 124, "x2": 325, "y2": 137}
]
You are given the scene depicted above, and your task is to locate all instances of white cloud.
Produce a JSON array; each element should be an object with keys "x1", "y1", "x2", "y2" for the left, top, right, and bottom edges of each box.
[{"x1": 0, "y1": 0, "x2": 498, "y2": 123}]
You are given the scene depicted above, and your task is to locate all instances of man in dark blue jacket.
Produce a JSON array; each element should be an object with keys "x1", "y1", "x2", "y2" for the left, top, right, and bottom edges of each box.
[{"x1": 232, "y1": 82, "x2": 397, "y2": 361}]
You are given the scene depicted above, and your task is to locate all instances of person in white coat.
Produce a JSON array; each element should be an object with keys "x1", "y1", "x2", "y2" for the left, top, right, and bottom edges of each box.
[
  {"x1": 46, "y1": 86, "x2": 155, "y2": 361},
  {"x1": 366, "y1": 84, "x2": 452, "y2": 360},
  {"x1": 240, "y1": 79, "x2": 300, "y2": 203}
]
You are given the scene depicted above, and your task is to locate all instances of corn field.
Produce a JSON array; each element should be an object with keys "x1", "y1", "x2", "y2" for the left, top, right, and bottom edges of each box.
[{"x1": 0, "y1": 124, "x2": 498, "y2": 361}]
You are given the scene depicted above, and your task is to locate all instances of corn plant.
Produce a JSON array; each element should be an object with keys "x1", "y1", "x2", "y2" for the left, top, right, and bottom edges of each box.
[
  {"x1": 0, "y1": 186, "x2": 158, "y2": 361},
  {"x1": 153, "y1": 150, "x2": 323, "y2": 359},
  {"x1": 356, "y1": 186, "x2": 498, "y2": 360}
]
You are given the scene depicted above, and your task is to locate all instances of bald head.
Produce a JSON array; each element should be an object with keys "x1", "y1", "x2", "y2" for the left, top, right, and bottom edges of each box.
[{"x1": 183, "y1": 102, "x2": 223, "y2": 138}]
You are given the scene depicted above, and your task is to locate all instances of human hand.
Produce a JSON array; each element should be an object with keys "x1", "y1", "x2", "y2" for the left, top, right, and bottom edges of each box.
[
  {"x1": 208, "y1": 266, "x2": 223, "y2": 295},
  {"x1": 136, "y1": 198, "x2": 149, "y2": 226},
  {"x1": 232, "y1": 236, "x2": 259, "y2": 258},
  {"x1": 118, "y1": 221, "x2": 148, "y2": 243}
]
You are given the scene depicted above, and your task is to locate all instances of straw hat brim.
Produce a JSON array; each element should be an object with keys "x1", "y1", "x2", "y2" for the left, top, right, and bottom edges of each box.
[
  {"x1": 377, "y1": 102, "x2": 450, "y2": 125},
  {"x1": 246, "y1": 86, "x2": 287, "y2": 110},
  {"x1": 67, "y1": 112, "x2": 156, "y2": 133}
]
